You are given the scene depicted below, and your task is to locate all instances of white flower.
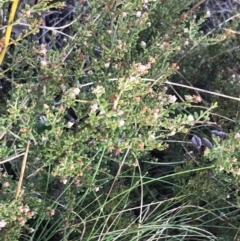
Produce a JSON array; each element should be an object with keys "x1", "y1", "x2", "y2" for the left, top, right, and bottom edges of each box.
[
  {"x1": 130, "y1": 76, "x2": 136, "y2": 82},
  {"x1": 116, "y1": 39, "x2": 122, "y2": 45},
  {"x1": 60, "y1": 84, "x2": 66, "y2": 92},
  {"x1": 187, "y1": 115, "x2": 194, "y2": 122},
  {"x1": 105, "y1": 62, "x2": 110, "y2": 68},
  {"x1": 67, "y1": 121, "x2": 74, "y2": 128},
  {"x1": 134, "y1": 63, "x2": 149, "y2": 73},
  {"x1": 0, "y1": 220, "x2": 6, "y2": 228},
  {"x1": 62, "y1": 179, "x2": 68, "y2": 185},
  {"x1": 235, "y1": 133, "x2": 240, "y2": 139},
  {"x1": 118, "y1": 119, "x2": 125, "y2": 127},
  {"x1": 140, "y1": 41, "x2": 146, "y2": 47},
  {"x1": 136, "y1": 11, "x2": 142, "y2": 17},
  {"x1": 235, "y1": 132, "x2": 240, "y2": 138},
  {"x1": 122, "y1": 12, "x2": 127, "y2": 18},
  {"x1": 92, "y1": 85, "x2": 104, "y2": 95},
  {"x1": 117, "y1": 110, "x2": 124, "y2": 116},
  {"x1": 95, "y1": 187, "x2": 99, "y2": 192},
  {"x1": 206, "y1": 10, "x2": 211, "y2": 17},
  {"x1": 91, "y1": 104, "x2": 99, "y2": 112},
  {"x1": 88, "y1": 70, "x2": 93, "y2": 75},
  {"x1": 73, "y1": 88, "x2": 80, "y2": 96},
  {"x1": 43, "y1": 104, "x2": 49, "y2": 109},
  {"x1": 23, "y1": 206, "x2": 30, "y2": 213},
  {"x1": 148, "y1": 134, "x2": 155, "y2": 140},
  {"x1": 168, "y1": 95, "x2": 177, "y2": 103},
  {"x1": 40, "y1": 58, "x2": 48, "y2": 66},
  {"x1": 40, "y1": 44, "x2": 47, "y2": 55}
]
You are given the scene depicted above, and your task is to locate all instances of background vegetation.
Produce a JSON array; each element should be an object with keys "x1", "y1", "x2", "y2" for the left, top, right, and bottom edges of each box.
[{"x1": 0, "y1": 0, "x2": 240, "y2": 240}]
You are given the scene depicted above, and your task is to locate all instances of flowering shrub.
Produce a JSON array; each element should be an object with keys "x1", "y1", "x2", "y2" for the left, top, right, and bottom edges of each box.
[{"x1": 0, "y1": 0, "x2": 240, "y2": 240}]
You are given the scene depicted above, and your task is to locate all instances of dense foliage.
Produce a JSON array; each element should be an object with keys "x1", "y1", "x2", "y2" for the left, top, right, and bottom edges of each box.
[{"x1": 0, "y1": 0, "x2": 240, "y2": 240}]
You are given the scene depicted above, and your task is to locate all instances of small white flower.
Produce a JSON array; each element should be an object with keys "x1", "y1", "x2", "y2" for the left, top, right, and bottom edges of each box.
[
  {"x1": 19, "y1": 205, "x2": 24, "y2": 212},
  {"x1": 206, "y1": 10, "x2": 211, "y2": 17},
  {"x1": 60, "y1": 84, "x2": 66, "y2": 92},
  {"x1": 62, "y1": 179, "x2": 68, "y2": 185},
  {"x1": 136, "y1": 11, "x2": 142, "y2": 17},
  {"x1": 169, "y1": 131, "x2": 176, "y2": 136},
  {"x1": 105, "y1": 62, "x2": 110, "y2": 68},
  {"x1": 92, "y1": 86, "x2": 101, "y2": 94},
  {"x1": 67, "y1": 121, "x2": 74, "y2": 128},
  {"x1": 122, "y1": 12, "x2": 127, "y2": 18},
  {"x1": 134, "y1": 64, "x2": 148, "y2": 73},
  {"x1": 116, "y1": 39, "x2": 122, "y2": 45},
  {"x1": 40, "y1": 44, "x2": 47, "y2": 55},
  {"x1": 91, "y1": 104, "x2": 99, "y2": 112},
  {"x1": 235, "y1": 133, "x2": 240, "y2": 139},
  {"x1": 3, "y1": 182, "x2": 9, "y2": 187},
  {"x1": 88, "y1": 70, "x2": 93, "y2": 75},
  {"x1": 117, "y1": 110, "x2": 124, "y2": 116},
  {"x1": 148, "y1": 134, "x2": 155, "y2": 140},
  {"x1": 95, "y1": 187, "x2": 99, "y2": 192},
  {"x1": 147, "y1": 22, "x2": 151, "y2": 27},
  {"x1": 43, "y1": 104, "x2": 49, "y2": 109},
  {"x1": 130, "y1": 76, "x2": 136, "y2": 82},
  {"x1": 73, "y1": 88, "x2": 80, "y2": 96},
  {"x1": 183, "y1": 28, "x2": 188, "y2": 33},
  {"x1": 118, "y1": 119, "x2": 125, "y2": 127},
  {"x1": 0, "y1": 220, "x2": 6, "y2": 228},
  {"x1": 23, "y1": 206, "x2": 30, "y2": 213},
  {"x1": 140, "y1": 41, "x2": 146, "y2": 47},
  {"x1": 187, "y1": 115, "x2": 194, "y2": 122},
  {"x1": 107, "y1": 30, "x2": 112, "y2": 34},
  {"x1": 168, "y1": 95, "x2": 177, "y2": 103},
  {"x1": 40, "y1": 58, "x2": 48, "y2": 66}
]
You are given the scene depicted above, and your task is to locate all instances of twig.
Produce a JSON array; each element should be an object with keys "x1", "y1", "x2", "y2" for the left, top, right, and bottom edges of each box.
[
  {"x1": 165, "y1": 81, "x2": 240, "y2": 102},
  {"x1": 181, "y1": 0, "x2": 207, "y2": 20},
  {"x1": 15, "y1": 140, "x2": 30, "y2": 199},
  {"x1": 0, "y1": 0, "x2": 20, "y2": 65},
  {"x1": 0, "y1": 152, "x2": 25, "y2": 164}
]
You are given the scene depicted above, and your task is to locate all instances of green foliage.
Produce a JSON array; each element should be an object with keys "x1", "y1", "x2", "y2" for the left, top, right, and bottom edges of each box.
[{"x1": 0, "y1": 0, "x2": 240, "y2": 240}]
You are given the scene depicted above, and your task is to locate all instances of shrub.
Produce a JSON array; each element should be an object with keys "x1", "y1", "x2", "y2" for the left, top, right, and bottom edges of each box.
[{"x1": 0, "y1": 0, "x2": 240, "y2": 240}]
